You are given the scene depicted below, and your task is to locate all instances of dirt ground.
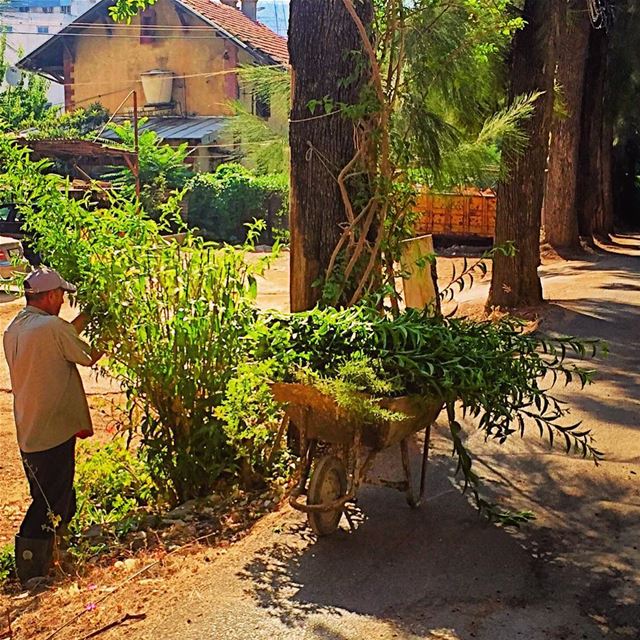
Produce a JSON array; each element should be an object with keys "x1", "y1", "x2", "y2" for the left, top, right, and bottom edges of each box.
[{"x1": 1, "y1": 239, "x2": 639, "y2": 640}]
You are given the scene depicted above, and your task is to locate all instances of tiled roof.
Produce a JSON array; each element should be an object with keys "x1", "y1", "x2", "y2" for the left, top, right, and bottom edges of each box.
[{"x1": 179, "y1": 0, "x2": 289, "y2": 65}]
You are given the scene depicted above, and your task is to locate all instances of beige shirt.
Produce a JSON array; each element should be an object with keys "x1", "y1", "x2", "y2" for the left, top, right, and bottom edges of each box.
[{"x1": 3, "y1": 306, "x2": 93, "y2": 453}]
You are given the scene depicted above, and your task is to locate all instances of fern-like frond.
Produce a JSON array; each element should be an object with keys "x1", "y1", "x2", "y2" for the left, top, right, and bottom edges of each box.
[{"x1": 476, "y1": 91, "x2": 542, "y2": 150}]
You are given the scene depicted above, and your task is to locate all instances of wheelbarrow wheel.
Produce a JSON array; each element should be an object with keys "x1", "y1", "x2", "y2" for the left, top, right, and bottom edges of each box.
[{"x1": 307, "y1": 455, "x2": 347, "y2": 536}]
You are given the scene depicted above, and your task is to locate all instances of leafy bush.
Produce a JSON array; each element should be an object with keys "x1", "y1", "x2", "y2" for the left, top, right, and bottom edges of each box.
[
  {"x1": 186, "y1": 163, "x2": 288, "y2": 243},
  {"x1": 0, "y1": 138, "x2": 282, "y2": 503},
  {"x1": 0, "y1": 544, "x2": 15, "y2": 584},
  {"x1": 216, "y1": 360, "x2": 290, "y2": 485},
  {"x1": 72, "y1": 441, "x2": 157, "y2": 537},
  {"x1": 104, "y1": 120, "x2": 193, "y2": 221},
  {"x1": 25, "y1": 103, "x2": 110, "y2": 140},
  {"x1": 0, "y1": 36, "x2": 50, "y2": 130}
]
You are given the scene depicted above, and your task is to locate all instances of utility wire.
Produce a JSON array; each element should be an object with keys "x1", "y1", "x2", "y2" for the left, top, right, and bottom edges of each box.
[
  {"x1": 52, "y1": 67, "x2": 245, "y2": 87},
  {"x1": 12, "y1": 21, "x2": 233, "y2": 30},
  {"x1": 0, "y1": 29, "x2": 233, "y2": 39}
]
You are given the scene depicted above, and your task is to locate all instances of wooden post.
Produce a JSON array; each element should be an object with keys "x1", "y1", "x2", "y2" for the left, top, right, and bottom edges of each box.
[
  {"x1": 133, "y1": 90, "x2": 141, "y2": 201},
  {"x1": 400, "y1": 234, "x2": 436, "y2": 310}
]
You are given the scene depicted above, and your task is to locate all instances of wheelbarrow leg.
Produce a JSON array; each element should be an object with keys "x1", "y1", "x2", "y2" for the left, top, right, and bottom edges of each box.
[
  {"x1": 401, "y1": 422, "x2": 432, "y2": 509},
  {"x1": 297, "y1": 439, "x2": 317, "y2": 494},
  {"x1": 419, "y1": 422, "x2": 432, "y2": 500}
]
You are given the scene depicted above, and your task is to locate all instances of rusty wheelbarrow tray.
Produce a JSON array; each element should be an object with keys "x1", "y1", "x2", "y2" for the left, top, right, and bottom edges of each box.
[{"x1": 271, "y1": 382, "x2": 444, "y2": 536}]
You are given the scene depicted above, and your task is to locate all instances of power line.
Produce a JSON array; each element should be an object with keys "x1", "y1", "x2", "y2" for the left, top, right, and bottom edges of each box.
[
  {"x1": 4, "y1": 21, "x2": 235, "y2": 31},
  {"x1": 0, "y1": 29, "x2": 231, "y2": 39},
  {"x1": 24, "y1": 64, "x2": 282, "y2": 89}
]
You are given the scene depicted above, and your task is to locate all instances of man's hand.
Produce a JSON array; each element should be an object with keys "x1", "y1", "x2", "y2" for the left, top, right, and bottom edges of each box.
[
  {"x1": 75, "y1": 430, "x2": 93, "y2": 439},
  {"x1": 89, "y1": 348, "x2": 105, "y2": 366}
]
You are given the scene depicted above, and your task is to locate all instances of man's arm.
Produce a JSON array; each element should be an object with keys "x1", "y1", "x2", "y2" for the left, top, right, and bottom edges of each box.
[
  {"x1": 64, "y1": 314, "x2": 104, "y2": 366},
  {"x1": 59, "y1": 313, "x2": 104, "y2": 367},
  {"x1": 71, "y1": 312, "x2": 89, "y2": 334}
]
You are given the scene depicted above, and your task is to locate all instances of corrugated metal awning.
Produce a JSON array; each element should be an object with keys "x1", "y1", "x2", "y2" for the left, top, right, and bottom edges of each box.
[{"x1": 101, "y1": 117, "x2": 229, "y2": 145}]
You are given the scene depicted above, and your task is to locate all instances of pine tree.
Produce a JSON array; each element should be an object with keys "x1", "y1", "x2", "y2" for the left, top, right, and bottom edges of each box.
[
  {"x1": 488, "y1": 0, "x2": 561, "y2": 308},
  {"x1": 543, "y1": 1, "x2": 591, "y2": 252}
]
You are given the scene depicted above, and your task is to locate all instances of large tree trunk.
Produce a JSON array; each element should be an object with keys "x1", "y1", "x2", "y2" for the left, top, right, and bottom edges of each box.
[
  {"x1": 542, "y1": 1, "x2": 590, "y2": 252},
  {"x1": 577, "y1": 28, "x2": 614, "y2": 240},
  {"x1": 488, "y1": 0, "x2": 560, "y2": 308},
  {"x1": 601, "y1": 113, "x2": 615, "y2": 232},
  {"x1": 288, "y1": 0, "x2": 373, "y2": 312},
  {"x1": 613, "y1": 136, "x2": 640, "y2": 229}
]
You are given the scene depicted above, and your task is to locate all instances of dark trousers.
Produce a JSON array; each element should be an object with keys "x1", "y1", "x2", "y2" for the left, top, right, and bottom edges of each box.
[{"x1": 20, "y1": 436, "x2": 77, "y2": 539}]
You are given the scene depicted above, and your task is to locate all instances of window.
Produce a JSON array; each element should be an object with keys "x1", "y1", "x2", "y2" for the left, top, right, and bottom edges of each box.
[
  {"x1": 43, "y1": 7, "x2": 54, "y2": 13},
  {"x1": 0, "y1": 25, "x2": 13, "y2": 33},
  {"x1": 19, "y1": 6, "x2": 29, "y2": 12},
  {"x1": 37, "y1": 26, "x2": 49, "y2": 33},
  {"x1": 61, "y1": 6, "x2": 71, "y2": 14},
  {"x1": 254, "y1": 92, "x2": 271, "y2": 119},
  {"x1": 140, "y1": 7, "x2": 156, "y2": 44}
]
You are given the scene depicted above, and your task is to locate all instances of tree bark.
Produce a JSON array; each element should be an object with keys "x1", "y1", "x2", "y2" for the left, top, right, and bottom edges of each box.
[
  {"x1": 542, "y1": 1, "x2": 590, "y2": 252},
  {"x1": 488, "y1": 0, "x2": 560, "y2": 309},
  {"x1": 601, "y1": 112, "x2": 615, "y2": 233},
  {"x1": 577, "y1": 28, "x2": 614, "y2": 240},
  {"x1": 288, "y1": 0, "x2": 373, "y2": 312},
  {"x1": 613, "y1": 137, "x2": 639, "y2": 229}
]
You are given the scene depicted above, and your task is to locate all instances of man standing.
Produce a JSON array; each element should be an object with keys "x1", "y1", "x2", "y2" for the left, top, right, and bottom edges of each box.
[{"x1": 3, "y1": 267, "x2": 101, "y2": 585}]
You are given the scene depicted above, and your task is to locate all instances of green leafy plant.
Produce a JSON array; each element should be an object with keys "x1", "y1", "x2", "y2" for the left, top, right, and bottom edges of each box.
[
  {"x1": 252, "y1": 303, "x2": 603, "y2": 513},
  {"x1": 216, "y1": 360, "x2": 291, "y2": 485},
  {"x1": 0, "y1": 138, "x2": 279, "y2": 504},
  {"x1": 0, "y1": 35, "x2": 50, "y2": 131},
  {"x1": 25, "y1": 103, "x2": 110, "y2": 140},
  {"x1": 294, "y1": 353, "x2": 405, "y2": 424},
  {"x1": 228, "y1": 65, "x2": 290, "y2": 176},
  {"x1": 0, "y1": 543, "x2": 15, "y2": 584},
  {"x1": 72, "y1": 440, "x2": 158, "y2": 537},
  {"x1": 186, "y1": 163, "x2": 288, "y2": 243},
  {"x1": 102, "y1": 120, "x2": 193, "y2": 220}
]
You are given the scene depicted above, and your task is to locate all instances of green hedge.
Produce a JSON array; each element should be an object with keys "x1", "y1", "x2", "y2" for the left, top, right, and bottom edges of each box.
[{"x1": 186, "y1": 163, "x2": 289, "y2": 244}]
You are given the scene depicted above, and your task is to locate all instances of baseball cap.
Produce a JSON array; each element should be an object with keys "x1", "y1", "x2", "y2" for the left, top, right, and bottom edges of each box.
[{"x1": 24, "y1": 267, "x2": 77, "y2": 294}]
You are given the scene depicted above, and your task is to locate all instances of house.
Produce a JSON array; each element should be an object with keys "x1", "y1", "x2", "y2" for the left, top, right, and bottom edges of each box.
[{"x1": 16, "y1": 0, "x2": 289, "y2": 171}]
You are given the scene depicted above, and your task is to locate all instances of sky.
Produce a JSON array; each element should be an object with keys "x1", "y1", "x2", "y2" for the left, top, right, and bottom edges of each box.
[{"x1": 256, "y1": 0, "x2": 290, "y2": 37}]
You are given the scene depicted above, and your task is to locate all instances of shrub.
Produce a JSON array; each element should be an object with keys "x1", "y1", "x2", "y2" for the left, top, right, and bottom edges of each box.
[
  {"x1": 104, "y1": 120, "x2": 193, "y2": 222},
  {"x1": 186, "y1": 163, "x2": 288, "y2": 244},
  {"x1": 72, "y1": 440, "x2": 157, "y2": 537},
  {"x1": 0, "y1": 544, "x2": 15, "y2": 584},
  {"x1": 216, "y1": 360, "x2": 290, "y2": 485},
  {"x1": 0, "y1": 139, "x2": 283, "y2": 504}
]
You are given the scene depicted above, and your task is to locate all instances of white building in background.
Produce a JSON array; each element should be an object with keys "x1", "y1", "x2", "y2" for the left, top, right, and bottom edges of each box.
[{"x1": 0, "y1": 0, "x2": 100, "y2": 107}]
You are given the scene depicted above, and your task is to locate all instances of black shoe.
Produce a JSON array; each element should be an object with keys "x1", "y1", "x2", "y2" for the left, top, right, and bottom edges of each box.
[{"x1": 14, "y1": 534, "x2": 53, "y2": 586}]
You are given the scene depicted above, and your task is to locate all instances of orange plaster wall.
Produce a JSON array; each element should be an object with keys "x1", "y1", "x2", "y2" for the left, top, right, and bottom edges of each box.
[{"x1": 70, "y1": 0, "x2": 233, "y2": 116}]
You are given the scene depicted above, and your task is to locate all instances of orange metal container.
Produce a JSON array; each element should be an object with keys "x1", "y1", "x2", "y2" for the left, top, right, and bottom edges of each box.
[{"x1": 414, "y1": 188, "x2": 496, "y2": 239}]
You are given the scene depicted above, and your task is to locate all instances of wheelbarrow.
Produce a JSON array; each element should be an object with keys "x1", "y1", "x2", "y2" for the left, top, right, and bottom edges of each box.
[{"x1": 271, "y1": 382, "x2": 444, "y2": 536}]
